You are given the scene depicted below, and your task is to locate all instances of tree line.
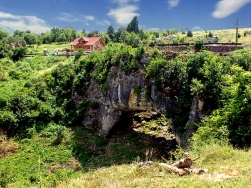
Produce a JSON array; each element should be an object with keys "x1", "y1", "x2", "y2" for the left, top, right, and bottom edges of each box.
[{"x1": 0, "y1": 16, "x2": 187, "y2": 48}]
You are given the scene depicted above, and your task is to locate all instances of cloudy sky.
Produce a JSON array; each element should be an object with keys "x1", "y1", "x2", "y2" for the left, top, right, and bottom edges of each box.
[{"x1": 0, "y1": 0, "x2": 250, "y2": 34}]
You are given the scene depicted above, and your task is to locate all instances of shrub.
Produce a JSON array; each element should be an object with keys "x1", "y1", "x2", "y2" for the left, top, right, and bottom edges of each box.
[
  {"x1": 9, "y1": 47, "x2": 27, "y2": 61},
  {"x1": 187, "y1": 31, "x2": 193, "y2": 37},
  {"x1": 208, "y1": 31, "x2": 213, "y2": 38},
  {"x1": 194, "y1": 40, "x2": 204, "y2": 52},
  {"x1": 73, "y1": 49, "x2": 83, "y2": 63}
]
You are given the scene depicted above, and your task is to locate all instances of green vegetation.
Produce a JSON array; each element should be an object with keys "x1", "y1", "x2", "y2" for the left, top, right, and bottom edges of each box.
[{"x1": 1, "y1": 21, "x2": 251, "y2": 187}]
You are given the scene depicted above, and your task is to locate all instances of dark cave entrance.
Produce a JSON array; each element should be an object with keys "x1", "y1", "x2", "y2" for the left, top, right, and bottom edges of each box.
[{"x1": 107, "y1": 111, "x2": 135, "y2": 137}]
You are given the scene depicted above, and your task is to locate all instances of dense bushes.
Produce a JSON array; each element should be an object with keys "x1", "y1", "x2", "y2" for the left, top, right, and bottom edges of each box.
[
  {"x1": 1, "y1": 43, "x2": 251, "y2": 148},
  {"x1": 145, "y1": 49, "x2": 251, "y2": 147},
  {"x1": 0, "y1": 44, "x2": 146, "y2": 136}
]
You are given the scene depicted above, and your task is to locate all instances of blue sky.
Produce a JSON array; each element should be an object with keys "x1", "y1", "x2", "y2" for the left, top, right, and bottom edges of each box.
[{"x1": 0, "y1": 0, "x2": 250, "y2": 34}]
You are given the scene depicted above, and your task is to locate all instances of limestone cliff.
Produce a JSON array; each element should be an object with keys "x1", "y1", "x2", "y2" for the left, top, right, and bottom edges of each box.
[
  {"x1": 77, "y1": 65, "x2": 172, "y2": 137},
  {"x1": 72, "y1": 56, "x2": 203, "y2": 149}
]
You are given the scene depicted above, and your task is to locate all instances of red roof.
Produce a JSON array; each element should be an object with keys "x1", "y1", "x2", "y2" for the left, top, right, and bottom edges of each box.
[{"x1": 70, "y1": 37, "x2": 102, "y2": 46}]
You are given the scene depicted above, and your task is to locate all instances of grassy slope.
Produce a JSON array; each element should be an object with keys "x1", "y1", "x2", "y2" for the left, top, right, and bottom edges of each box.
[
  {"x1": 171, "y1": 28, "x2": 251, "y2": 48},
  {"x1": 2, "y1": 125, "x2": 251, "y2": 188},
  {"x1": 57, "y1": 144, "x2": 251, "y2": 188}
]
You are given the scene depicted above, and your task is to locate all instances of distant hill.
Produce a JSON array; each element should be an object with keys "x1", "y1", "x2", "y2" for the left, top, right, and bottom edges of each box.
[{"x1": 0, "y1": 24, "x2": 14, "y2": 35}]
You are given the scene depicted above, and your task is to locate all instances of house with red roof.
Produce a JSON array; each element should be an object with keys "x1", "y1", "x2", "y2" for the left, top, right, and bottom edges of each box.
[{"x1": 70, "y1": 37, "x2": 105, "y2": 52}]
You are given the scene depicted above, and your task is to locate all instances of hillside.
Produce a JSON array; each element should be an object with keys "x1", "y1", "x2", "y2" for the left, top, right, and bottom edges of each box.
[{"x1": 1, "y1": 43, "x2": 251, "y2": 187}]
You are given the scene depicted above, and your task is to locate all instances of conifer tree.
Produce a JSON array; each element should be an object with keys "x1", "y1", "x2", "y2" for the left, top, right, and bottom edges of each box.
[{"x1": 127, "y1": 16, "x2": 139, "y2": 33}]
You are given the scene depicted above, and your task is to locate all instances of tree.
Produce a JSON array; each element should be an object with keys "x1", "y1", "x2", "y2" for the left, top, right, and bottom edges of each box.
[
  {"x1": 50, "y1": 27, "x2": 64, "y2": 42},
  {"x1": 88, "y1": 31, "x2": 100, "y2": 37},
  {"x1": 13, "y1": 30, "x2": 25, "y2": 37},
  {"x1": 80, "y1": 29, "x2": 87, "y2": 37},
  {"x1": 24, "y1": 33, "x2": 38, "y2": 46},
  {"x1": 107, "y1": 26, "x2": 115, "y2": 41},
  {"x1": 65, "y1": 26, "x2": 77, "y2": 42},
  {"x1": 194, "y1": 40, "x2": 204, "y2": 52},
  {"x1": 56, "y1": 33, "x2": 67, "y2": 43},
  {"x1": 150, "y1": 30, "x2": 160, "y2": 38},
  {"x1": 0, "y1": 41, "x2": 10, "y2": 58},
  {"x1": 41, "y1": 32, "x2": 52, "y2": 44},
  {"x1": 138, "y1": 28, "x2": 149, "y2": 40},
  {"x1": 115, "y1": 27, "x2": 127, "y2": 43},
  {"x1": 9, "y1": 47, "x2": 27, "y2": 61},
  {"x1": 208, "y1": 31, "x2": 213, "y2": 38},
  {"x1": 127, "y1": 16, "x2": 139, "y2": 33},
  {"x1": 0, "y1": 30, "x2": 9, "y2": 40},
  {"x1": 125, "y1": 32, "x2": 141, "y2": 46},
  {"x1": 187, "y1": 30, "x2": 193, "y2": 37}
]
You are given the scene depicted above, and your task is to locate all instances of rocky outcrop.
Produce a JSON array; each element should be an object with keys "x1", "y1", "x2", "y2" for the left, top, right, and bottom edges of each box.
[
  {"x1": 77, "y1": 65, "x2": 173, "y2": 137},
  {"x1": 74, "y1": 61, "x2": 203, "y2": 149},
  {"x1": 172, "y1": 95, "x2": 204, "y2": 149}
]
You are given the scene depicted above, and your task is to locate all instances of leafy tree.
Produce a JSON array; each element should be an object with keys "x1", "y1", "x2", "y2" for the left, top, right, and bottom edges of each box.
[
  {"x1": 9, "y1": 47, "x2": 27, "y2": 61},
  {"x1": 125, "y1": 32, "x2": 141, "y2": 46},
  {"x1": 50, "y1": 27, "x2": 64, "y2": 42},
  {"x1": 187, "y1": 30, "x2": 193, "y2": 37},
  {"x1": 115, "y1": 27, "x2": 127, "y2": 43},
  {"x1": 80, "y1": 29, "x2": 87, "y2": 37},
  {"x1": 40, "y1": 32, "x2": 52, "y2": 44},
  {"x1": 24, "y1": 33, "x2": 38, "y2": 46},
  {"x1": 73, "y1": 49, "x2": 83, "y2": 63},
  {"x1": 0, "y1": 30, "x2": 9, "y2": 40},
  {"x1": 88, "y1": 31, "x2": 101, "y2": 37},
  {"x1": 56, "y1": 33, "x2": 67, "y2": 43},
  {"x1": 208, "y1": 31, "x2": 213, "y2": 37},
  {"x1": 138, "y1": 28, "x2": 149, "y2": 40},
  {"x1": 100, "y1": 33, "x2": 111, "y2": 44},
  {"x1": 150, "y1": 30, "x2": 160, "y2": 38},
  {"x1": 65, "y1": 26, "x2": 77, "y2": 42},
  {"x1": 13, "y1": 30, "x2": 25, "y2": 37},
  {"x1": 127, "y1": 16, "x2": 139, "y2": 33},
  {"x1": 194, "y1": 40, "x2": 204, "y2": 52},
  {"x1": 0, "y1": 41, "x2": 10, "y2": 58}
]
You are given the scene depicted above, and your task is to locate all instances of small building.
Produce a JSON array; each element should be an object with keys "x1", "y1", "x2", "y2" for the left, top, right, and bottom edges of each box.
[{"x1": 70, "y1": 37, "x2": 105, "y2": 52}]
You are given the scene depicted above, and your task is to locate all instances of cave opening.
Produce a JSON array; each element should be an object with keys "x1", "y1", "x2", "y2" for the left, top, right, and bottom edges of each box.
[{"x1": 107, "y1": 111, "x2": 135, "y2": 137}]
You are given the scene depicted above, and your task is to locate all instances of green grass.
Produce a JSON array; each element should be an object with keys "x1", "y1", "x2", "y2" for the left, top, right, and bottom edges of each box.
[
  {"x1": 56, "y1": 144, "x2": 251, "y2": 188},
  {"x1": 2, "y1": 125, "x2": 251, "y2": 187},
  {"x1": 173, "y1": 28, "x2": 251, "y2": 48},
  {"x1": 0, "y1": 124, "x2": 158, "y2": 187},
  {"x1": 26, "y1": 42, "x2": 72, "y2": 55}
]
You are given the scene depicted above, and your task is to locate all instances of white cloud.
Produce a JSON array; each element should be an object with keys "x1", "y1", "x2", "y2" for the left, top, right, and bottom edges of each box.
[
  {"x1": 192, "y1": 26, "x2": 203, "y2": 31},
  {"x1": 57, "y1": 13, "x2": 95, "y2": 22},
  {"x1": 108, "y1": 0, "x2": 140, "y2": 25},
  {"x1": 96, "y1": 19, "x2": 111, "y2": 26},
  {"x1": 167, "y1": 0, "x2": 180, "y2": 8},
  {"x1": 57, "y1": 12, "x2": 80, "y2": 22},
  {"x1": 0, "y1": 11, "x2": 50, "y2": 34},
  {"x1": 149, "y1": 28, "x2": 160, "y2": 31},
  {"x1": 84, "y1": 15, "x2": 95, "y2": 21},
  {"x1": 212, "y1": 0, "x2": 250, "y2": 18}
]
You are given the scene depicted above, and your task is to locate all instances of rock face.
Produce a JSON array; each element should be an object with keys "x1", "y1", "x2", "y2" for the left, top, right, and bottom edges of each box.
[
  {"x1": 75, "y1": 62, "x2": 203, "y2": 149},
  {"x1": 79, "y1": 66, "x2": 171, "y2": 137},
  {"x1": 173, "y1": 95, "x2": 204, "y2": 149}
]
